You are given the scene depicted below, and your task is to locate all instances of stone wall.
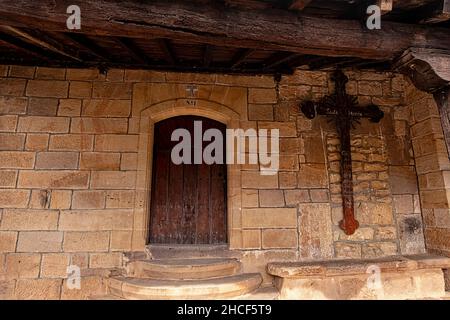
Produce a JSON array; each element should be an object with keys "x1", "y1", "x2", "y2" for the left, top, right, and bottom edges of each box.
[
  {"x1": 406, "y1": 81, "x2": 450, "y2": 257},
  {"x1": 0, "y1": 65, "x2": 427, "y2": 299}
]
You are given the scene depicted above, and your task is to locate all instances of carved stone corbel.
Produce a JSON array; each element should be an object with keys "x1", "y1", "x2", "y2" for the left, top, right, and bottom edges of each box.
[{"x1": 394, "y1": 48, "x2": 450, "y2": 157}]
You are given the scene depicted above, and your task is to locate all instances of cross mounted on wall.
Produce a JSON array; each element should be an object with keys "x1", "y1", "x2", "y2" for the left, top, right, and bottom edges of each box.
[{"x1": 300, "y1": 70, "x2": 384, "y2": 235}]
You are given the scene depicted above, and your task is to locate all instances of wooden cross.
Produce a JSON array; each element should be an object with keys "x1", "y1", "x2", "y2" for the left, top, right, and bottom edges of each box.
[{"x1": 300, "y1": 70, "x2": 384, "y2": 235}]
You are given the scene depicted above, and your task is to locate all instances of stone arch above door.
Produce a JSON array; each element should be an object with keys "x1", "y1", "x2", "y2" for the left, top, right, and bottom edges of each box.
[{"x1": 131, "y1": 83, "x2": 246, "y2": 251}]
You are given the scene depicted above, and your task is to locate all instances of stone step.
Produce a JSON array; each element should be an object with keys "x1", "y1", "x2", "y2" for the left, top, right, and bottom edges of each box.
[
  {"x1": 234, "y1": 286, "x2": 279, "y2": 300},
  {"x1": 89, "y1": 294, "x2": 125, "y2": 300},
  {"x1": 146, "y1": 244, "x2": 242, "y2": 260},
  {"x1": 108, "y1": 273, "x2": 263, "y2": 300},
  {"x1": 127, "y1": 258, "x2": 241, "y2": 280}
]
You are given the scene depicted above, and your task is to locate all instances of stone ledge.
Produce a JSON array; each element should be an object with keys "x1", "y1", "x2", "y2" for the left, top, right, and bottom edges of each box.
[{"x1": 267, "y1": 254, "x2": 450, "y2": 277}]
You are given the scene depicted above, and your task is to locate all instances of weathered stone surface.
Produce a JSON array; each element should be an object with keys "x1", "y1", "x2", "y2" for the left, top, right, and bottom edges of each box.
[
  {"x1": 241, "y1": 171, "x2": 278, "y2": 189},
  {"x1": 0, "y1": 231, "x2": 17, "y2": 253},
  {"x1": 35, "y1": 67, "x2": 65, "y2": 80},
  {"x1": 63, "y1": 232, "x2": 110, "y2": 252},
  {"x1": 248, "y1": 88, "x2": 277, "y2": 104},
  {"x1": 0, "y1": 190, "x2": 30, "y2": 208},
  {"x1": 69, "y1": 81, "x2": 92, "y2": 98},
  {"x1": 58, "y1": 99, "x2": 82, "y2": 116},
  {"x1": 298, "y1": 203, "x2": 333, "y2": 259},
  {"x1": 15, "y1": 279, "x2": 62, "y2": 300},
  {"x1": 356, "y1": 202, "x2": 394, "y2": 225},
  {"x1": 92, "y1": 82, "x2": 132, "y2": 99},
  {"x1": 25, "y1": 133, "x2": 49, "y2": 151},
  {"x1": 50, "y1": 190, "x2": 72, "y2": 209},
  {"x1": 0, "y1": 170, "x2": 17, "y2": 188},
  {"x1": 80, "y1": 152, "x2": 120, "y2": 170},
  {"x1": 0, "y1": 209, "x2": 59, "y2": 230},
  {"x1": 0, "y1": 115, "x2": 18, "y2": 132},
  {"x1": 82, "y1": 99, "x2": 131, "y2": 117},
  {"x1": 284, "y1": 189, "x2": 310, "y2": 205},
  {"x1": 72, "y1": 191, "x2": 106, "y2": 209},
  {"x1": 70, "y1": 118, "x2": 128, "y2": 134},
  {"x1": 90, "y1": 171, "x2": 136, "y2": 189},
  {"x1": 58, "y1": 209, "x2": 133, "y2": 231},
  {"x1": 242, "y1": 208, "x2": 297, "y2": 228},
  {"x1": 95, "y1": 134, "x2": 139, "y2": 152},
  {"x1": 5, "y1": 253, "x2": 41, "y2": 279},
  {"x1": 110, "y1": 231, "x2": 132, "y2": 251},
  {"x1": 17, "y1": 171, "x2": 89, "y2": 189},
  {"x1": 27, "y1": 98, "x2": 58, "y2": 116},
  {"x1": 361, "y1": 242, "x2": 398, "y2": 258},
  {"x1": 35, "y1": 152, "x2": 79, "y2": 169},
  {"x1": 61, "y1": 276, "x2": 107, "y2": 300},
  {"x1": 105, "y1": 191, "x2": 135, "y2": 208},
  {"x1": 398, "y1": 214, "x2": 426, "y2": 254},
  {"x1": 297, "y1": 164, "x2": 328, "y2": 188},
  {"x1": 16, "y1": 231, "x2": 63, "y2": 252},
  {"x1": 241, "y1": 229, "x2": 261, "y2": 249},
  {"x1": 335, "y1": 242, "x2": 362, "y2": 259},
  {"x1": 0, "y1": 151, "x2": 34, "y2": 168},
  {"x1": 262, "y1": 229, "x2": 297, "y2": 249},
  {"x1": 18, "y1": 116, "x2": 69, "y2": 133},
  {"x1": 49, "y1": 134, "x2": 93, "y2": 151},
  {"x1": 259, "y1": 190, "x2": 284, "y2": 207},
  {"x1": 89, "y1": 253, "x2": 122, "y2": 268},
  {"x1": 41, "y1": 253, "x2": 71, "y2": 278},
  {"x1": 26, "y1": 80, "x2": 68, "y2": 98},
  {"x1": 0, "y1": 96, "x2": 27, "y2": 114}
]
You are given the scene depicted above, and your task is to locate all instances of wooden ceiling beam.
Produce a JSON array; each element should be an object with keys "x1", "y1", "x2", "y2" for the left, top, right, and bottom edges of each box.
[
  {"x1": 114, "y1": 37, "x2": 150, "y2": 64},
  {"x1": 157, "y1": 38, "x2": 176, "y2": 65},
  {"x1": 63, "y1": 33, "x2": 111, "y2": 61},
  {"x1": 230, "y1": 48, "x2": 254, "y2": 69},
  {"x1": 0, "y1": 0, "x2": 449, "y2": 60},
  {"x1": 203, "y1": 45, "x2": 213, "y2": 67},
  {"x1": 309, "y1": 57, "x2": 358, "y2": 70},
  {"x1": 1, "y1": 26, "x2": 83, "y2": 62},
  {"x1": 262, "y1": 52, "x2": 301, "y2": 70},
  {"x1": 289, "y1": 0, "x2": 312, "y2": 11},
  {"x1": 0, "y1": 31, "x2": 52, "y2": 61},
  {"x1": 419, "y1": 0, "x2": 450, "y2": 24}
]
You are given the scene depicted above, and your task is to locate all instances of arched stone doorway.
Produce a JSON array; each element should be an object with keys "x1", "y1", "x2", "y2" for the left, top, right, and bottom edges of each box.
[{"x1": 131, "y1": 89, "x2": 246, "y2": 251}]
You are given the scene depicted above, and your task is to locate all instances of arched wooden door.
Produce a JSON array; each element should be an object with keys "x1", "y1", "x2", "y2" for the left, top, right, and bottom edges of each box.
[{"x1": 149, "y1": 116, "x2": 227, "y2": 244}]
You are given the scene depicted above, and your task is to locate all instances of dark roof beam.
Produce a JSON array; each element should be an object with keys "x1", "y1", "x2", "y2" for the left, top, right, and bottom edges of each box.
[
  {"x1": 2, "y1": 26, "x2": 83, "y2": 62},
  {"x1": 230, "y1": 48, "x2": 254, "y2": 69},
  {"x1": 157, "y1": 38, "x2": 176, "y2": 65},
  {"x1": 114, "y1": 37, "x2": 150, "y2": 65}
]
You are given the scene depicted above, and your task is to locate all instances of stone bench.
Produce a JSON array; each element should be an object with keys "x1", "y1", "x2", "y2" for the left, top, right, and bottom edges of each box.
[{"x1": 267, "y1": 254, "x2": 450, "y2": 300}]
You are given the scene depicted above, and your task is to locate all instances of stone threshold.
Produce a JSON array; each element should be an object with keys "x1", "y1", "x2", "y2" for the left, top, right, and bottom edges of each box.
[{"x1": 267, "y1": 254, "x2": 450, "y2": 277}]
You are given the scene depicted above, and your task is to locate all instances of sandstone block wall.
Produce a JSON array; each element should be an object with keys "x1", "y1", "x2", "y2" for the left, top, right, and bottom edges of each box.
[{"x1": 0, "y1": 65, "x2": 431, "y2": 299}]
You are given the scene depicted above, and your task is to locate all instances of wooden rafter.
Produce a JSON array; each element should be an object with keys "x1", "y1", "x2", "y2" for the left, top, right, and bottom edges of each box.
[
  {"x1": 230, "y1": 48, "x2": 254, "y2": 69},
  {"x1": 309, "y1": 57, "x2": 358, "y2": 70},
  {"x1": 203, "y1": 45, "x2": 213, "y2": 67},
  {"x1": 0, "y1": 31, "x2": 51, "y2": 61},
  {"x1": 262, "y1": 52, "x2": 300, "y2": 70},
  {"x1": 2, "y1": 26, "x2": 83, "y2": 62},
  {"x1": 114, "y1": 37, "x2": 150, "y2": 64},
  {"x1": 157, "y1": 38, "x2": 176, "y2": 65},
  {"x1": 63, "y1": 33, "x2": 111, "y2": 61}
]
